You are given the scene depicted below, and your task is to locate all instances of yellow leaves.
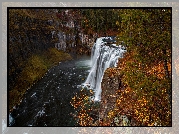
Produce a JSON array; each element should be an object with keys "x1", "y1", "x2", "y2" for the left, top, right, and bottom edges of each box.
[
  {"x1": 148, "y1": 123, "x2": 155, "y2": 126},
  {"x1": 115, "y1": 85, "x2": 165, "y2": 126},
  {"x1": 116, "y1": 21, "x2": 119, "y2": 26},
  {"x1": 134, "y1": 109, "x2": 139, "y2": 115},
  {"x1": 146, "y1": 62, "x2": 165, "y2": 79},
  {"x1": 107, "y1": 110, "x2": 114, "y2": 118},
  {"x1": 84, "y1": 96, "x2": 88, "y2": 101},
  {"x1": 89, "y1": 89, "x2": 94, "y2": 94},
  {"x1": 115, "y1": 33, "x2": 171, "y2": 127},
  {"x1": 70, "y1": 88, "x2": 100, "y2": 126},
  {"x1": 124, "y1": 87, "x2": 132, "y2": 94},
  {"x1": 106, "y1": 68, "x2": 119, "y2": 78},
  {"x1": 143, "y1": 115, "x2": 149, "y2": 122},
  {"x1": 77, "y1": 111, "x2": 93, "y2": 126}
]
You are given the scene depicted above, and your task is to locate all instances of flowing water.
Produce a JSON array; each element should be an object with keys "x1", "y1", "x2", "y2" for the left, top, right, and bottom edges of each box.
[
  {"x1": 9, "y1": 36, "x2": 126, "y2": 126},
  {"x1": 83, "y1": 37, "x2": 126, "y2": 101},
  {"x1": 9, "y1": 55, "x2": 91, "y2": 126}
]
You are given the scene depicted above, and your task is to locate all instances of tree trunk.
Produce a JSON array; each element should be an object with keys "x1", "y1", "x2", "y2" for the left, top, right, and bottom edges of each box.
[
  {"x1": 162, "y1": 49, "x2": 170, "y2": 79},
  {"x1": 164, "y1": 59, "x2": 169, "y2": 79},
  {"x1": 162, "y1": 49, "x2": 171, "y2": 107}
]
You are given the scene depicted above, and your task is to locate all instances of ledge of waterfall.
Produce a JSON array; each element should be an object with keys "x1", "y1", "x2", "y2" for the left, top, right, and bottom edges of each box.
[{"x1": 83, "y1": 36, "x2": 126, "y2": 101}]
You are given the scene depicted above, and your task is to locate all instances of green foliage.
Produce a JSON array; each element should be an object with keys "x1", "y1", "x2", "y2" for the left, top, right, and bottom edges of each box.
[
  {"x1": 117, "y1": 9, "x2": 171, "y2": 66},
  {"x1": 20, "y1": 55, "x2": 47, "y2": 84},
  {"x1": 115, "y1": 58, "x2": 171, "y2": 126},
  {"x1": 44, "y1": 48, "x2": 72, "y2": 68},
  {"x1": 80, "y1": 9, "x2": 119, "y2": 34},
  {"x1": 114, "y1": 9, "x2": 172, "y2": 126}
]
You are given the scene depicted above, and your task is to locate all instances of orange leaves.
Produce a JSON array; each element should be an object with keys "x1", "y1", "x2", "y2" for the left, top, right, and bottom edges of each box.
[
  {"x1": 146, "y1": 62, "x2": 165, "y2": 79},
  {"x1": 71, "y1": 92, "x2": 84, "y2": 109},
  {"x1": 115, "y1": 49, "x2": 171, "y2": 126},
  {"x1": 89, "y1": 89, "x2": 93, "y2": 94},
  {"x1": 115, "y1": 84, "x2": 170, "y2": 126},
  {"x1": 105, "y1": 68, "x2": 120, "y2": 78},
  {"x1": 117, "y1": 52, "x2": 133, "y2": 70},
  {"x1": 116, "y1": 87, "x2": 135, "y2": 117},
  {"x1": 76, "y1": 109, "x2": 94, "y2": 126},
  {"x1": 71, "y1": 88, "x2": 99, "y2": 126},
  {"x1": 133, "y1": 97, "x2": 150, "y2": 124},
  {"x1": 124, "y1": 86, "x2": 132, "y2": 94},
  {"x1": 107, "y1": 110, "x2": 115, "y2": 118}
]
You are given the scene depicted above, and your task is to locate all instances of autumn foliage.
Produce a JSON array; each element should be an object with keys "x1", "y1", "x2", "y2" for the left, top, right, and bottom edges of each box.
[
  {"x1": 70, "y1": 8, "x2": 171, "y2": 126},
  {"x1": 115, "y1": 52, "x2": 171, "y2": 126}
]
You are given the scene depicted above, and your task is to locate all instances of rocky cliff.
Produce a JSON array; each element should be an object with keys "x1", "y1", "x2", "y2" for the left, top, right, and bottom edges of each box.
[
  {"x1": 9, "y1": 9, "x2": 93, "y2": 91},
  {"x1": 9, "y1": 9, "x2": 97, "y2": 112},
  {"x1": 9, "y1": 9, "x2": 58, "y2": 91},
  {"x1": 100, "y1": 68, "x2": 121, "y2": 120},
  {"x1": 99, "y1": 67, "x2": 138, "y2": 126}
]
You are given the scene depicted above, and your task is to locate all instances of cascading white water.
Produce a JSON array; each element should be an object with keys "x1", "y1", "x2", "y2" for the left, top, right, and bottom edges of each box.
[{"x1": 84, "y1": 37, "x2": 126, "y2": 101}]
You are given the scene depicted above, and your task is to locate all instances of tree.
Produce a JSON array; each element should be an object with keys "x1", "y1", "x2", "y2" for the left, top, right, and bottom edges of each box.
[
  {"x1": 117, "y1": 9, "x2": 171, "y2": 78},
  {"x1": 115, "y1": 8, "x2": 172, "y2": 126},
  {"x1": 80, "y1": 9, "x2": 119, "y2": 35}
]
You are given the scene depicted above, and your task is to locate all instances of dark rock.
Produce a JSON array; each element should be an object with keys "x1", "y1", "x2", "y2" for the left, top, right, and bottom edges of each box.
[{"x1": 99, "y1": 68, "x2": 121, "y2": 123}]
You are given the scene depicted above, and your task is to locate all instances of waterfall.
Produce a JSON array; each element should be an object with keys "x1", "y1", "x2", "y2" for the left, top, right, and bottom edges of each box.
[{"x1": 84, "y1": 37, "x2": 126, "y2": 101}]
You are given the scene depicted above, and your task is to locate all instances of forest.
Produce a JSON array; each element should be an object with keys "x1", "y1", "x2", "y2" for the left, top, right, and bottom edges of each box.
[
  {"x1": 8, "y1": 8, "x2": 172, "y2": 126},
  {"x1": 71, "y1": 8, "x2": 172, "y2": 126}
]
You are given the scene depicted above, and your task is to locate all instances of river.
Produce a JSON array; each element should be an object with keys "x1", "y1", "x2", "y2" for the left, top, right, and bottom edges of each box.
[
  {"x1": 9, "y1": 36, "x2": 126, "y2": 127},
  {"x1": 10, "y1": 55, "x2": 91, "y2": 126}
]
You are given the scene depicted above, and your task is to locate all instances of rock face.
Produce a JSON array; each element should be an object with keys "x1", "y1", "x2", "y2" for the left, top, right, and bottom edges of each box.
[
  {"x1": 99, "y1": 67, "x2": 138, "y2": 126},
  {"x1": 9, "y1": 10, "x2": 57, "y2": 91},
  {"x1": 99, "y1": 68, "x2": 121, "y2": 122},
  {"x1": 9, "y1": 9, "x2": 93, "y2": 91}
]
